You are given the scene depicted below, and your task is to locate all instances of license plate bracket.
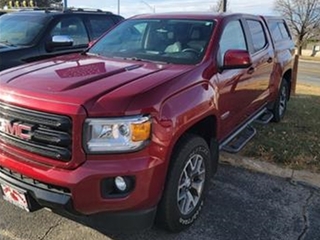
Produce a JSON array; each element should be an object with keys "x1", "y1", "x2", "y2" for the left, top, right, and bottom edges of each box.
[{"x1": 1, "y1": 183, "x2": 30, "y2": 212}]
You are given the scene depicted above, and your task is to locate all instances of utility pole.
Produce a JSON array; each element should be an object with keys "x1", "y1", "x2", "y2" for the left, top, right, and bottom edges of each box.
[
  {"x1": 118, "y1": 0, "x2": 120, "y2": 14},
  {"x1": 223, "y1": 0, "x2": 227, "y2": 12}
]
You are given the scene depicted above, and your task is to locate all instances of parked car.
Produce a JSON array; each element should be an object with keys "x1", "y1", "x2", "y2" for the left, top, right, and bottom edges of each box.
[
  {"x1": 0, "y1": 13, "x2": 294, "y2": 232},
  {"x1": 0, "y1": 8, "x2": 123, "y2": 71}
]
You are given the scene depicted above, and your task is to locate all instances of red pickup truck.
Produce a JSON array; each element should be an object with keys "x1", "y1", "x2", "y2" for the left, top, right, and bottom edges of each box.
[{"x1": 0, "y1": 13, "x2": 294, "y2": 232}]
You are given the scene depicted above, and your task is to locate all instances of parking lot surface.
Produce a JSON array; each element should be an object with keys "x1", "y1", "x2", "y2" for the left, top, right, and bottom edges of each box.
[{"x1": 1, "y1": 164, "x2": 319, "y2": 240}]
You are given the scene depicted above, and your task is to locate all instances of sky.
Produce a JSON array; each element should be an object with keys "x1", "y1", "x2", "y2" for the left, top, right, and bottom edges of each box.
[{"x1": 66, "y1": 0, "x2": 278, "y2": 18}]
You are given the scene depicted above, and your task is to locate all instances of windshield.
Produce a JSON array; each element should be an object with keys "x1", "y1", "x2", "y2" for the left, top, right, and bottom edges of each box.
[
  {"x1": 89, "y1": 18, "x2": 215, "y2": 65},
  {"x1": 0, "y1": 14, "x2": 47, "y2": 46}
]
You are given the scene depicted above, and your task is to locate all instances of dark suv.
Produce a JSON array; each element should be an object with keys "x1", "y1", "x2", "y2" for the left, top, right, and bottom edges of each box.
[{"x1": 0, "y1": 8, "x2": 123, "y2": 71}]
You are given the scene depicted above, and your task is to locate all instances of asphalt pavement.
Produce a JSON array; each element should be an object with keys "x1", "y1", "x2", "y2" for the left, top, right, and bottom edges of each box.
[{"x1": 1, "y1": 164, "x2": 319, "y2": 240}]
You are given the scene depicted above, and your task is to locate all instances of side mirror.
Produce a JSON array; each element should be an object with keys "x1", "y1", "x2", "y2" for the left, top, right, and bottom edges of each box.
[
  {"x1": 222, "y1": 49, "x2": 252, "y2": 70},
  {"x1": 46, "y1": 35, "x2": 73, "y2": 51}
]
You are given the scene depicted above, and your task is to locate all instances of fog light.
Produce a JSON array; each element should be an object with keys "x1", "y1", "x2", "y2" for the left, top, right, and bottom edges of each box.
[{"x1": 115, "y1": 176, "x2": 127, "y2": 192}]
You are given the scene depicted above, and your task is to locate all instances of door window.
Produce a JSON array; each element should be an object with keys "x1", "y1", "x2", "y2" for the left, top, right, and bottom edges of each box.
[
  {"x1": 219, "y1": 20, "x2": 247, "y2": 64},
  {"x1": 87, "y1": 16, "x2": 116, "y2": 40},
  {"x1": 50, "y1": 17, "x2": 88, "y2": 46}
]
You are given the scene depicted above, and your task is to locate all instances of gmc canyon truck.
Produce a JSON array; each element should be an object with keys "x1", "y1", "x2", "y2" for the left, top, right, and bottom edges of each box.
[{"x1": 0, "y1": 13, "x2": 294, "y2": 232}]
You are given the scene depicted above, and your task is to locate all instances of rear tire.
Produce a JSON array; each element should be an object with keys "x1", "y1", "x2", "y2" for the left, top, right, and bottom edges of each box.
[
  {"x1": 272, "y1": 79, "x2": 289, "y2": 122},
  {"x1": 156, "y1": 134, "x2": 213, "y2": 232}
]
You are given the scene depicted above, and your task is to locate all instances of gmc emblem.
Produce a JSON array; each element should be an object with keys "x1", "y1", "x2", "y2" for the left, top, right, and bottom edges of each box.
[{"x1": 0, "y1": 118, "x2": 33, "y2": 140}]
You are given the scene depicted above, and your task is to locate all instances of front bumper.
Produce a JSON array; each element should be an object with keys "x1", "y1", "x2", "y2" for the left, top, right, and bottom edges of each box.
[
  {"x1": 0, "y1": 151, "x2": 166, "y2": 215},
  {"x1": 0, "y1": 152, "x2": 165, "y2": 231},
  {"x1": 0, "y1": 169, "x2": 157, "y2": 231}
]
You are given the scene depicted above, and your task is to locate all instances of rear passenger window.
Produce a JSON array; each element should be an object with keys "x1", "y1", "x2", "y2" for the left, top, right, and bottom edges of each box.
[
  {"x1": 268, "y1": 20, "x2": 291, "y2": 42},
  {"x1": 268, "y1": 21, "x2": 282, "y2": 42},
  {"x1": 88, "y1": 17, "x2": 115, "y2": 40},
  {"x1": 247, "y1": 20, "x2": 267, "y2": 53},
  {"x1": 278, "y1": 22, "x2": 290, "y2": 39},
  {"x1": 219, "y1": 20, "x2": 247, "y2": 63}
]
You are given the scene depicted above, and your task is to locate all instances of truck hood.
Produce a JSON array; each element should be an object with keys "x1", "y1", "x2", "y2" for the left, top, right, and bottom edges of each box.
[{"x1": 0, "y1": 54, "x2": 194, "y2": 112}]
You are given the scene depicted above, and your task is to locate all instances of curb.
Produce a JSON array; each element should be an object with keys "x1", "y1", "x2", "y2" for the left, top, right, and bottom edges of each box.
[{"x1": 220, "y1": 152, "x2": 320, "y2": 189}]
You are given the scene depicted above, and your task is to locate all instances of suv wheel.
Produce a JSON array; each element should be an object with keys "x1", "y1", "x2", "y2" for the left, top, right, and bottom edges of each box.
[{"x1": 156, "y1": 134, "x2": 213, "y2": 232}]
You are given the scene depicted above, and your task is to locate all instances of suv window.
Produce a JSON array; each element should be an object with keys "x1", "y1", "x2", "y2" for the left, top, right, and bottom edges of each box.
[
  {"x1": 219, "y1": 20, "x2": 247, "y2": 63},
  {"x1": 50, "y1": 17, "x2": 88, "y2": 46},
  {"x1": 87, "y1": 16, "x2": 117, "y2": 39},
  {"x1": 0, "y1": 14, "x2": 48, "y2": 45},
  {"x1": 247, "y1": 20, "x2": 267, "y2": 53}
]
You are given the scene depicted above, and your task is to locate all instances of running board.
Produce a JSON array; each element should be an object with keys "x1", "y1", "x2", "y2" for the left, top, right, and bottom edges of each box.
[
  {"x1": 255, "y1": 110, "x2": 273, "y2": 124},
  {"x1": 219, "y1": 107, "x2": 268, "y2": 153},
  {"x1": 221, "y1": 125, "x2": 256, "y2": 153}
]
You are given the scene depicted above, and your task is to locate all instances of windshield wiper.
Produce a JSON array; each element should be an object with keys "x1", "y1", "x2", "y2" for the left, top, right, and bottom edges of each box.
[{"x1": 125, "y1": 57, "x2": 169, "y2": 64}]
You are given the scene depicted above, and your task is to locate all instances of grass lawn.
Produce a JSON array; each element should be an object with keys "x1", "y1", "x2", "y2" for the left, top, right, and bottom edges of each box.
[{"x1": 241, "y1": 83, "x2": 320, "y2": 173}]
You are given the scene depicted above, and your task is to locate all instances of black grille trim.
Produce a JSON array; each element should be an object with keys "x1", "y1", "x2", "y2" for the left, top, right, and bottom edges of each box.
[
  {"x1": 0, "y1": 133, "x2": 71, "y2": 161},
  {"x1": 0, "y1": 166, "x2": 71, "y2": 195},
  {"x1": 0, "y1": 102, "x2": 72, "y2": 161},
  {"x1": 0, "y1": 102, "x2": 71, "y2": 131}
]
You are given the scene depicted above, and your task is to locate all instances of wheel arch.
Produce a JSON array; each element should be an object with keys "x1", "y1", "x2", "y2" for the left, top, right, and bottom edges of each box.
[
  {"x1": 283, "y1": 69, "x2": 292, "y2": 100},
  {"x1": 165, "y1": 114, "x2": 219, "y2": 180}
]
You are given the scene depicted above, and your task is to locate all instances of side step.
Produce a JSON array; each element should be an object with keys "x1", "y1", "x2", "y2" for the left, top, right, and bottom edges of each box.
[
  {"x1": 255, "y1": 110, "x2": 273, "y2": 124},
  {"x1": 221, "y1": 125, "x2": 256, "y2": 153}
]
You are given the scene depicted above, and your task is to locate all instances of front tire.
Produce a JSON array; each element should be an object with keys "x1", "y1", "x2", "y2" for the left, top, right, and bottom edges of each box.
[
  {"x1": 156, "y1": 134, "x2": 213, "y2": 232},
  {"x1": 272, "y1": 79, "x2": 289, "y2": 122}
]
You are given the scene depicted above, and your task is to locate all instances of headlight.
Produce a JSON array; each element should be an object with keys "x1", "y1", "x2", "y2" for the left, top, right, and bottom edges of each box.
[{"x1": 84, "y1": 115, "x2": 151, "y2": 153}]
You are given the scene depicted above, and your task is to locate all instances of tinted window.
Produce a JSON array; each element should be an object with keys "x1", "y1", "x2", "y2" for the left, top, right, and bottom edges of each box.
[
  {"x1": 219, "y1": 20, "x2": 247, "y2": 63},
  {"x1": 88, "y1": 16, "x2": 116, "y2": 40},
  {"x1": 50, "y1": 17, "x2": 89, "y2": 46},
  {"x1": 247, "y1": 20, "x2": 267, "y2": 53},
  {"x1": 0, "y1": 14, "x2": 47, "y2": 45}
]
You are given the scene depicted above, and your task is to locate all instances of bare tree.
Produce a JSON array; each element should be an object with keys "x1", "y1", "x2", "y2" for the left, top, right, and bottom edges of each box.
[{"x1": 274, "y1": 0, "x2": 320, "y2": 55}]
